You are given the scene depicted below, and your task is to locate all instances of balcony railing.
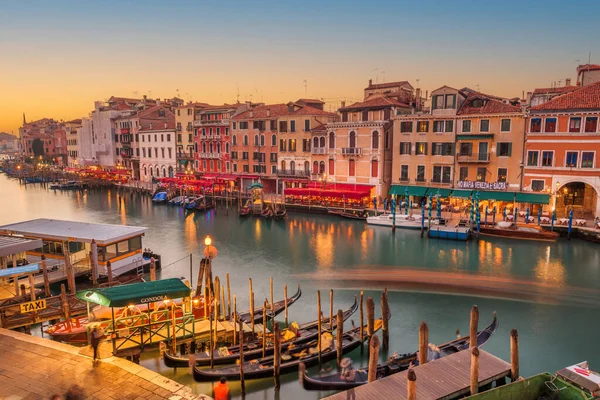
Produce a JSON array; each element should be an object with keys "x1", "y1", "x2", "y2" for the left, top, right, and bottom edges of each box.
[
  {"x1": 311, "y1": 148, "x2": 326, "y2": 155},
  {"x1": 277, "y1": 169, "x2": 310, "y2": 177},
  {"x1": 399, "y1": 177, "x2": 410, "y2": 183},
  {"x1": 193, "y1": 119, "x2": 229, "y2": 127},
  {"x1": 177, "y1": 153, "x2": 194, "y2": 161},
  {"x1": 120, "y1": 128, "x2": 130, "y2": 134},
  {"x1": 457, "y1": 153, "x2": 490, "y2": 163},
  {"x1": 199, "y1": 153, "x2": 221, "y2": 159},
  {"x1": 341, "y1": 148, "x2": 362, "y2": 156}
]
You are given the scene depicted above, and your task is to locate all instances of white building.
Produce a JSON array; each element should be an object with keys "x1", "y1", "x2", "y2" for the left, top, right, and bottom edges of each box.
[{"x1": 140, "y1": 127, "x2": 177, "y2": 182}]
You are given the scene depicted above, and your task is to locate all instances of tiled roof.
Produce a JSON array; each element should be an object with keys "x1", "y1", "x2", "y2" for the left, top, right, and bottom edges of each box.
[
  {"x1": 531, "y1": 81, "x2": 600, "y2": 111},
  {"x1": 532, "y1": 86, "x2": 578, "y2": 95},
  {"x1": 199, "y1": 104, "x2": 239, "y2": 111},
  {"x1": 339, "y1": 96, "x2": 410, "y2": 111},
  {"x1": 296, "y1": 98, "x2": 325, "y2": 104},
  {"x1": 366, "y1": 81, "x2": 411, "y2": 90},
  {"x1": 310, "y1": 124, "x2": 327, "y2": 132},
  {"x1": 577, "y1": 64, "x2": 600, "y2": 74},
  {"x1": 459, "y1": 87, "x2": 506, "y2": 102},
  {"x1": 232, "y1": 103, "x2": 336, "y2": 120},
  {"x1": 291, "y1": 105, "x2": 337, "y2": 117},
  {"x1": 457, "y1": 93, "x2": 521, "y2": 115}
]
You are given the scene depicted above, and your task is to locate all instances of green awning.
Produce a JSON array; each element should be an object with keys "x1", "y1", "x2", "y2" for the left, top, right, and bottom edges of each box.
[
  {"x1": 76, "y1": 278, "x2": 191, "y2": 307},
  {"x1": 426, "y1": 188, "x2": 452, "y2": 197},
  {"x1": 406, "y1": 186, "x2": 429, "y2": 196},
  {"x1": 450, "y1": 190, "x2": 473, "y2": 198},
  {"x1": 476, "y1": 191, "x2": 516, "y2": 201},
  {"x1": 247, "y1": 182, "x2": 263, "y2": 189},
  {"x1": 389, "y1": 185, "x2": 407, "y2": 195},
  {"x1": 515, "y1": 193, "x2": 550, "y2": 204},
  {"x1": 456, "y1": 134, "x2": 495, "y2": 140}
]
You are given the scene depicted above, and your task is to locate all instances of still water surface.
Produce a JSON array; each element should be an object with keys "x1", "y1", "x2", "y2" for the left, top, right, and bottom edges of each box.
[{"x1": 1, "y1": 174, "x2": 599, "y2": 399}]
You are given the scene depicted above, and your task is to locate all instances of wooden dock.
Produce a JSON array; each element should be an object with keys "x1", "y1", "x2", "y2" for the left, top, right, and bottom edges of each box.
[{"x1": 324, "y1": 349, "x2": 511, "y2": 400}]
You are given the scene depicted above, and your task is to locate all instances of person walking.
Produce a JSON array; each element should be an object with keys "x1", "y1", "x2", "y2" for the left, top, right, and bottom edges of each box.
[
  {"x1": 213, "y1": 376, "x2": 230, "y2": 400},
  {"x1": 90, "y1": 325, "x2": 103, "y2": 364}
]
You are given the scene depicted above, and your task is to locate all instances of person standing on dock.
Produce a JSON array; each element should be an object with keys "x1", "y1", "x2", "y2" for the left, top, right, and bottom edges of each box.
[
  {"x1": 213, "y1": 376, "x2": 230, "y2": 400},
  {"x1": 90, "y1": 325, "x2": 103, "y2": 364}
]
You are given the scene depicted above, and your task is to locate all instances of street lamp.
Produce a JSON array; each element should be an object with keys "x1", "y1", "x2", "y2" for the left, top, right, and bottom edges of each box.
[{"x1": 203, "y1": 235, "x2": 218, "y2": 259}]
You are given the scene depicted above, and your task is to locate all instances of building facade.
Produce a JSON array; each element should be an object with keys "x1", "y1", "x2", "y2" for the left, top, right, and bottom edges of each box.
[
  {"x1": 19, "y1": 118, "x2": 62, "y2": 160},
  {"x1": 138, "y1": 106, "x2": 177, "y2": 182},
  {"x1": 65, "y1": 119, "x2": 82, "y2": 168},
  {"x1": 175, "y1": 102, "x2": 207, "y2": 172},
  {"x1": 524, "y1": 81, "x2": 600, "y2": 218}
]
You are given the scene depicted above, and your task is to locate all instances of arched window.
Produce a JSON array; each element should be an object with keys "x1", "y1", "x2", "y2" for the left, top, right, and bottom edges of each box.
[
  {"x1": 244, "y1": 135, "x2": 248, "y2": 146},
  {"x1": 320, "y1": 137, "x2": 325, "y2": 148},
  {"x1": 349, "y1": 131, "x2": 356, "y2": 148},
  {"x1": 329, "y1": 159, "x2": 335, "y2": 175},
  {"x1": 329, "y1": 132, "x2": 335, "y2": 149},
  {"x1": 349, "y1": 159, "x2": 356, "y2": 176},
  {"x1": 313, "y1": 137, "x2": 319, "y2": 148},
  {"x1": 372, "y1": 131, "x2": 379, "y2": 149},
  {"x1": 260, "y1": 135, "x2": 265, "y2": 146},
  {"x1": 313, "y1": 161, "x2": 319, "y2": 174},
  {"x1": 209, "y1": 142, "x2": 213, "y2": 153},
  {"x1": 194, "y1": 143, "x2": 198, "y2": 152},
  {"x1": 168, "y1": 166, "x2": 173, "y2": 178},
  {"x1": 254, "y1": 135, "x2": 259, "y2": 146},
  {"x1": 281, "y1": 160, "x2": 286, "y2": 171},
  {"x1": 225, "y1": 143, "x2": 230, "y2": 153},
  {"x1": 202, "y1": 143, "x2": 207, "y2": 153},
  {"x1": 217, "y1": 142, "x2": 221, "y2": 153},
  {"x1": 144, "y1": 167, "x2": 147, "y2": 177},
  {"x1": 149, "y1": 168, "x2": 153, "y2": 177},
  {"x1": 371, "y1": 159, "x2": 378, "y2": 178},
  {"x1": 319, "y1": 161, "x2": 325, "y2": 174},
  {"x1": 304, "y1": 161, "x2": 310, "y2": 173},
  {"x1": 290, "y1": 160, "x2": 295, "y2": 171},
  {"x1": 162, "y1": 168, "x2": 166, "y2": 177},
  {"x1": 271, "y1": 134, "x2": 277, "y2": 146},
  {"x1": 232, "y1": 135, "x2": 237, "y2": 145}
]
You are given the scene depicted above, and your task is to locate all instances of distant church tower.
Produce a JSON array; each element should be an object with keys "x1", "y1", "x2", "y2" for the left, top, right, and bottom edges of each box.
[{"x1": 22, "y1": 112, "x2": 26, "y2": 125}]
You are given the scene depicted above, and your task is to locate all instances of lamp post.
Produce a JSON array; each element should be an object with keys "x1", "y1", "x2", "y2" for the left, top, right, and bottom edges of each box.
[{"x1": 204, "y1": 235, "x2": 218, "y2": 260}]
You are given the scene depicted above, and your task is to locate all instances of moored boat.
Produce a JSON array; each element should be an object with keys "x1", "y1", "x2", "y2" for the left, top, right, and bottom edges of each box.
[
  {"x1": 428, "y1": 225, "x2": 471, "y2": 241},
  {"x1": 479, "y1": 222, "x2": 559, "y2": 242},
  {"x1": 195, "y1": 202, "x2": 215, "y2": 212},
  {"x1": 193, "y1": 319, "x2": 383, "y2": 382},
  {"x1": 239, "y1": 206, "x2": 251, "y2": 216},
  {"x1": 164, "y1": 297, "x2": 358, "y2": 368},
  {"x1": 301, "y1": 312, "x2": 498, "y2": 391},
  {"x1": 367, "y1": 213, "x2": 434, "y2": 230},
  {"x1": 152, "y1": 192, "x2": 168, "y2": 203}
]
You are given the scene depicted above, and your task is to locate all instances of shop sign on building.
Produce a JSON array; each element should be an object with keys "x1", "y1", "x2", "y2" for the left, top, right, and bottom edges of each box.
[{"x1": 457, "y1": 181, "x2": 507, "y2": 191}]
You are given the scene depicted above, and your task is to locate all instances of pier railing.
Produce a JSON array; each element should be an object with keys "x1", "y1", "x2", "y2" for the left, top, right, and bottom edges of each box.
[{"x1": 0, "y1": 293, "x2": 86, "y2": 330}]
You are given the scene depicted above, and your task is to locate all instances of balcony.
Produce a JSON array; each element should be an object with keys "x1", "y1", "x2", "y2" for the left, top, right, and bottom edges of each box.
[
  {"x1": 193, "y1": 119, "x2": 229, "y2": 127},
  {"x1": 186, "y1": 126, "x2": 193, "y2": 132},
  {"x1": 120, "y1": 149, "x2": 134, "y2": 158},
  {"x1": 120, "y1": 134, "x2": 131, "y2": 144},
  {"x1": 311, "y1": 148, "x2": 326, "y2": 155},
  {"x1": 341, "y1": 148, "x2": 362, "y2": 156},
  {"x1": 120, "y1": 128, "x2": 130, "y2": 134},
  {"x1": 177, "y1": 153, "x2": 194, "y2": 161},
  {"x1": 457, "y1": 153, "x2": 490, "y2": 163},
  {"x1": 277, "y1": 169, "x2": 310, "y2": 178},
  {"x1": 198, "y1": 153, "x2": 221, "y2": 159}
]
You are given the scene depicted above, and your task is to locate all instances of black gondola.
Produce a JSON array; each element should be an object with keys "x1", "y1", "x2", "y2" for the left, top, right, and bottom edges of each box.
[
  {"x1": 164, "y1": 297, "x2": 358, "y2": 368},
  {"x1": 193, "y1": 319, "x2": 383, "y2": 382},
  {"x1": 238, "y1": 285, "x2": 302, "y2": 325},
  {"x1": 239, "y1": 206, "x2": 251, "y2": 216},
  {"x1": 195, "y1": 202, "x2": 215, "y2": 212},
  {"x1": 301, "y1": 312, "x2": 498, "y2": 391},
  {"x1": 328, "y1": 209, "x2": 368, "y2": 220},
  {"x1": 274, "y1": 209, "x2": 287, "y2": 220}
]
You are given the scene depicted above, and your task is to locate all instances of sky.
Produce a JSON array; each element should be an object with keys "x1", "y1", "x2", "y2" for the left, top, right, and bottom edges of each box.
[{"x1": 1, "y1": 0, "x2": 599, "y2": 134}]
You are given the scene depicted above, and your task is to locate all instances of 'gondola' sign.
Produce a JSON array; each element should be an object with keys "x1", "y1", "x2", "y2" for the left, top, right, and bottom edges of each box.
[{"x1": 20, "y1": 299, "x2": 46, "y2": 313}]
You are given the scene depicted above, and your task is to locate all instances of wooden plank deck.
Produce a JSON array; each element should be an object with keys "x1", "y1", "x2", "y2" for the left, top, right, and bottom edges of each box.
[{"x1": 324, "y1": 349, "x2": 511, "y2": 400}]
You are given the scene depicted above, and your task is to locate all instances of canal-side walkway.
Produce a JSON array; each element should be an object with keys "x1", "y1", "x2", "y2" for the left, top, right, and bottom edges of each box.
[{"x1": 0, "y1": 328, "x2": 211, "y2": 400}]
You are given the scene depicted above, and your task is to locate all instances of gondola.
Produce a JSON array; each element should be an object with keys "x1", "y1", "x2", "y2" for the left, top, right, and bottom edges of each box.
[
  {"x1": 239, "y1": 206, "x2": 251, "y2": 216},
  {"x1": 238, "y1": 285, "x2": 302, "y2": 325},
  {"x1": 195, "y1": 202, "x2": 215, "y2": 212},
  {"x1": 328, "y1": 209, "x2": 368, "y2": 220},
  {"x1": 301, "y1": 312, "x2": 498, "y2": 391},
  {"x1": 261, "y1": 209, "x2": 273, "y2": 219},
  {"x1": 193, "y1": 319, "x2": 383, "y2": 382},
  {"x1": 164, "y1": 297, "x2": 358, "y2": 368},
  {"x1": 274, "y1": 209, "x2": 287, "y2": 220}
]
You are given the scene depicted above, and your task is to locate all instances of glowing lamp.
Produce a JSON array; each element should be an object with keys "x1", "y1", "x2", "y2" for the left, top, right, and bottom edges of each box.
[{"x1": 204, "y1": 236, "x2": 212, "y2": 246}]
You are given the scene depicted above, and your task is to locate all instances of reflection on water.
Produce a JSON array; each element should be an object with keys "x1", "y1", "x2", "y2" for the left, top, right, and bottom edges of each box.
[{"x1": 534, "y1": 246, "x2": 566, "y2": 286}]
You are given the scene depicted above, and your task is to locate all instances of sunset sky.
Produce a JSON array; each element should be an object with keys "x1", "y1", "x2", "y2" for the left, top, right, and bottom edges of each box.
[{"x1": 1, "y1": 0, "x2": 599, "y2": 134}]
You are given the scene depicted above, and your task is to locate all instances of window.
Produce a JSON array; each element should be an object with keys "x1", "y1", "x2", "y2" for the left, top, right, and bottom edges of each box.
[
  {"x1": 349, "y1": 131, "x2": 356, "y2": 148},
  {"x1": 527, "y1": 151, "x2": 539, "y2": 166},
  {"x1": 415, "y1": 142, "x2": 427, "y2": 155},
  {"x1": 243, "y1": 135, "x2": 248, "y2": 146},
  {"x1": 432, "y1": 166, "x2": 452, "y2": 184},
  {"x1": 270, "y1": 120, "x2": 277, "y2": 131},
  {"x1": 243, "y1": 164, "x2": 249, "y2": 173},
  {"x1": 328, "y1": 159, "x2": 335, "y2": 175},
  {"x1": 433, "y1": 95, "x2": 444, "y2": 110},
  {"x1": 168, "y1": 148, "x2": 172, "y2": 158},
  {"x1": 531, "y1": 180, "x2": 545, "y2": 192},
  {"x1": 202, "y1": 128, "x2": 206, "y2": 136},
  {"x1": 496, "y1": 142, "x2": 512, "y2": 157},
  {"x1": 348, "y1": 159, "x2": 356, "y2": 177},
  {"x1": 459, "y1": 166, "x2": 468, "y2": 181},
  {"x1": 362, "y1": 110, "x2": 369, "y2": 121},
  {"x1": 471, "y1": 99, "x2": 484, "y2": 108},
  {"x1": 279, "y1": 139, "x2": 286, "y2": 151},
  {"x1": 270, "y1": 134, "x2": 276, "y2": 146},
  {"x1": 302, "y1": 138, "x2": 311, "y2": 152},
  {"x1": 371, "y1": 159, "x2": 378, "y2": 177},
  {"x1": 290, "y1": 120, "x2": 296, "y2": 132},
  {"x1": 233, "y1": 164, "x2": 238, "y2": 172},
  {"x1": 480, "y1": 120, "x2": 490, "y2": 132},
  {"x1": 416, "y1": 166, "x2": 425, "y2": 182},
  {"x1": 304, "y1": 119, "x2": 310, "y2": 132},
  {"x1": 399, "y1": 142, "x2": 411, "y2": 155},
  {"x1": 581, "y1": 152, "x2": 594, "y2": 168},
  {"x1": 142, "y1": 148, "x2": 146, "y2": 157},
  {"x1": 541, "y1": 151, "x2": 553, "y2": 167},
  {"x1": 585, "y1": 117, "x2": 598, "y2": 133},
  {"x1": 372, "y1": 131, "x2": 379, "y2": 149},
  {"x1": 270, "y1": 153, "x2": 277, "y2": 162},
  {"x1": 417, "y1": 121, "x2": 429, "y2": 133},
  {"x1": 241, "y1": 151, "x2": 248, "y2": 160},
  {"x1": 445, "y1": 120, "x2": 454, "y2": 133},
  {"x1": 565, "y1": 151, "x2": 578, "y2": 167},
  {"x1": 254, "y1": 135, "x2": 259, "y2": 146},
  {"x1": 445, "y1": 94, "x2": 456, "y2": 109},
  {"x1": 319, "y1": 161, "x2": 325, "y2": 174},
  {"x1": 569, "y1": 117, "x2": 581, "y2": 132},
  {"x1": 177, "y1": 110, "x2": 180, "y2": 116},
  {"x1": 497, "y1": 168, "x2": 507, "y2": 182},
  {"x1": 501, "y1": 119, "x2": 511, "y2": 132},
  {"x1": 231, "y1": 151, "x2": 238, "y2": 160},
  {"x1": 400, "y1": 121, "x2": 413, "y2": 133},
  {"x1": 462, "y1": 120, "x2": 471, "y2": 133},
  {"x1": 544, "y1": 118, "x2": 557, "y2": 133},
  {"x1": 260, "y1": 135, "x2": 265, "y2": 146},
  {"x1": 226, "y1": 143, "x2": 230, "y2": 153},
  {"x1": 433, "y1": 121, "x2": 445, "y2": 133},
  {"x1": 476, "y1": 167, "x2": 487, "y2": 182},
  {"x1": 233, "y1": 122, "x2": 237, "y2": 130},
  {"x1": 400, "y1": 165, "x2": 409, "y2": 181},
  {"x1": 328, "y1": 132, "x2": 335, "y2": 148},
  {"x1": 241, "y1": 121, "x2": 249, "y2": 129},
  {"x1": 279, "y1": 121, "x2": 288, "y2": 132},
  {"x1": 288, "y1": 139, "x2": 296, "y2": 152},
  {"x1": 459, "y1": 142, "x2": 472, "y2": 156}
]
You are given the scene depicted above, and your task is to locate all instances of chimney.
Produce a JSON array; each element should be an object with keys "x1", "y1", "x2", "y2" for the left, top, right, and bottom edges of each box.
[
  {"x1": 565, "y1": 78, "x2": 571, "y2": 86},
  {"x1": 249, "y1": 110, "x2": 253, "y2": 118},
  {"x1": 341, "y1": 101, "x2": 346, "y2": 108},
  {"x1": 266, "y1": 109, "x2": 270, "y2": 117},
  {"x1": 369, "y1": 79, "x2": 373, "y2": 86},
  {"x1": 164, "y1": 122, "x2": 167, "y2": 129}
]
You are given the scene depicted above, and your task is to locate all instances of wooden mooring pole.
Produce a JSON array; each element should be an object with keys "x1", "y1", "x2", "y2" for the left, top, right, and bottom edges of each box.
[
  {"x1": 233, "y1": 295, "x2": 237, "y2": 346},
  {"x1": 470, "y1": 346, "x2": 480, "y2": 395},
  {"x1": 106, "y1": 261, "x2": 113, "y2": 283},
  {"x1": 41, "y1": 255, "x2": 50, "y2": 297},
  {"x1": 262, "y1": 300, "x2": 267, "y2": 358},
  {"x1": 226, "y1": 273, "x2": 231, "y2": 317},
  {"x1": 336, "y1": 309, "x2": 344, "y2": 366},
  {"x1": 273, "y1": 321, "x2": 281, "y2": 388},
  {"x1": 510, "y1": 329, "x2": 519, "y2": 381},
  {"x1": 249, "y1": 278, "x2": 255, "y2": 336},
  {"x1": 149, "y1": 258, "x2": 157, "y2": 281},
  {"x1": 366, "y1": 297, "x2": 374, "y2": 342},
  {"x1": 283, "y1": 284, "x2": 288, "y2": 327},
  {"x1": 359, "y1": 291, "x2": 364, "y2": 346},
  {"x1": 329, "y1": 289, "x2": 333, "y2": 330},
  {"x1": 214, "y1": 276, "x2": 220, "y2": 321},
  {"x1": 270, "y1": 276, "x2": 274, "y2": 316},
  {"x1": 470, "y1": 305, "x2": 479, "y2": 349},
  {"x1": 60, "y1": 284, "x2": 70, "y2": 322},
  {"x1": 407, "y1": 369, "x2": 417, "y2": 400},
  {"x1": 419, "y1": 321, "x2": 428, "y2": 365},
  {"x1": 238, "y1": 319, "x2": 245, "y2": 395},
  {"x1": 381, "y1": 289, "x2": 389, "y2": 350},
  {"x1": 368, "y1": 334, "x2": 380, "y2": 382},
  {"x1": 317, "y1": 290, "x2": 322, "y2": 367}
]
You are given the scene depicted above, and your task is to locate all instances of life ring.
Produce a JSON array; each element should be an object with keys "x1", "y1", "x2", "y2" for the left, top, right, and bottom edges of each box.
[{"x1": 119, "y1": 306, "x2": 141, "y2": 326}]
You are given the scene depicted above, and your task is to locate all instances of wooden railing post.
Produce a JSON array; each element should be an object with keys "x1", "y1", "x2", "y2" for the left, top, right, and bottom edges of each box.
[
  {"x1": 470, "y1": 346, "x2": 480, "y2": 395},
  {"x1": 510, "y1": 329, "x2": 519, "y2": 381},
  {"x1": 419, "y1": 321, "x2": 428, "y2": 365},
  {"x1": 368, "y1": 334, "x2": 380, "y2": 382},
  {"x1": 407, "y1": 368, "x2": 417, "y2": 400},
  {"x1": 470, "y1": 305, "x2": 479, "y2": 349},
  {"x1": 336, "y1": 309, "x2": 344, "y2": 366}
]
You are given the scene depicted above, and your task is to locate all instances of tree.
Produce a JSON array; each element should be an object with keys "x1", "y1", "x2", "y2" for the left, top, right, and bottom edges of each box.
[{"x1": 32, "y1": 138, "x2": 44, "y2": 157}]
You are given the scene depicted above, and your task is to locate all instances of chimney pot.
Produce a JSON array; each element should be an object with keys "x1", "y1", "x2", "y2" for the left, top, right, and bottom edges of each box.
[
  {"x1": 341, "y1": 101, "x2": 346, "y2": 108},
  {"x1": 369, "y1": 79, "x2": 373, "y2": 86},
  {"x1": 249, "y1": 111, "x2": 253, "y2": 118},
  {"x1": 266, "y1": 109, "x2": 270, "y2": 117},
  {"x1": 565, "y1": 78, "x2": 572, "y2": 86}
]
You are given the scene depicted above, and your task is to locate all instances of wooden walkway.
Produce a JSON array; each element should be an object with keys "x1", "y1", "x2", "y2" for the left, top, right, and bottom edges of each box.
[{"x1": 324, "y1": 349, "x2": 511, "y2": 400}]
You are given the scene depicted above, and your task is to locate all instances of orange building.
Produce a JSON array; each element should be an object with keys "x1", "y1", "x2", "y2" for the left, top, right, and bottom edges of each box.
[{"x1": 524, "y1": 81, "x2": 600, "y2": 218}]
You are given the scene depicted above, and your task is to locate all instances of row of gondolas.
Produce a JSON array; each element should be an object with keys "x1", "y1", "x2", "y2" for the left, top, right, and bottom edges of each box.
[{"x1": 162, "y1": 292, "x2": 498, "y2": 391}]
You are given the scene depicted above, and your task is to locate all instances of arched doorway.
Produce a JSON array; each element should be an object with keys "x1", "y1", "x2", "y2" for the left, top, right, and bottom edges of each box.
[
  {"x1": 168, "y1": 166, "x2": 174, "y2": 178},
  {"x1": 556, "y1": 182, "x2": 598, "y2": 219}
]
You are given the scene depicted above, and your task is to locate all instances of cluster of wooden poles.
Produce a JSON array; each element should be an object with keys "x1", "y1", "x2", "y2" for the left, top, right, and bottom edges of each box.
[{"x1": 394, "y1": 306, "x2": 519, "y2": 399}]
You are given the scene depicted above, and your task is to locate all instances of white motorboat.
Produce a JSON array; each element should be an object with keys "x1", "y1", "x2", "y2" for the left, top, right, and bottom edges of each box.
[{"x1": 366, "y1": 213, "x2": 437, "y2": 230}]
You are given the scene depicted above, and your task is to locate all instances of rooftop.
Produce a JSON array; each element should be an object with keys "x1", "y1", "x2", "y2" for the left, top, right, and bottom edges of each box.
[
  {"x1": 340, "y1": 95, "x2": 410, "y2": 112},
  {"x1": 532, "y1": 86, "x2": 578, "y2": 95},
  {"x1": 457, "y1": 92, "x2": 521, "y2": 115},
  {"x1": 0, "y1": 235, "x2": 43, "y2": 257},
  {"x1": 531, "y1": 81, "x2": 600, "y2": 111},
  {"x1": 366, "y1": 80, "x2": 411, "y2": 90},
  {"x1": 232, "y1": 103, "x2": 336, "y2": 120},
  {"x1": 0, "y1": 219, "x2": 147, "y2": 245}
]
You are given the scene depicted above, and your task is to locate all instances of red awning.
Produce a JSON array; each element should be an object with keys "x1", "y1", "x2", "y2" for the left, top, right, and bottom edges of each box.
[
  {"x1": 306, "y1": 182, "x2": 374, "y2": 191},
  {"x1": 239, "y1": 174, "x2": 259, "y2": 179},
  {"x1": 284, "y1": 187, "x2": 370, "y2": 200}
]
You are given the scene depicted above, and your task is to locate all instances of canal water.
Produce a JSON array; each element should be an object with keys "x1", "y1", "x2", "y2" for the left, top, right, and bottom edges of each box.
[{"x1": 1, "y1": 174, "x2": 599, "y2": 400}]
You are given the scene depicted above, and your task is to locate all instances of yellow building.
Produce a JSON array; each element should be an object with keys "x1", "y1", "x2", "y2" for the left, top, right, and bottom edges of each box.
[{"x1": 175, "y1": 102, "x2": 208, "y2": 171}]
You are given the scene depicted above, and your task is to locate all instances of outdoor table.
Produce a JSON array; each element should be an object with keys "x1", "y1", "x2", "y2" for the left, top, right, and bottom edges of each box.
[
  {"x1": 506, "y1": 214, "x2": 514, "y2": 221},
  {"x1": 559, "y1": 218, "x2": 569, "y2": 225},
  {"x1": 519, "y1": 211, "x2": 527, "y2": 217},
  {"x1": 575, "y1": 219, "x2": 587, "y2": 226},
  {"x1": 540, "y1": 217, "x2": 550, "y2": 224},
  {"x1": 527, "y1": 216, "x2": 535, "y2": 223}
]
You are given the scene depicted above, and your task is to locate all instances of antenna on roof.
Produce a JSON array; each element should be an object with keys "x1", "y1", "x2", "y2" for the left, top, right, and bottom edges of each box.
[
  {"x1": 476, "y1": 84, "x2": 480, "y2": 92},
  {"x1": 416, "y1": 79, "x2": 420, "y2": 88},
  {"x1": 236, "y1": 83, "x2": 240, "y2": 104},
  {"x1": 589, "y1": 51, "x2": 592, "y2": 64},
  {"x1": 372, "y1": 68, "x2": 379, "y2": 83},
  {"x1": 303, "y1": 80, "x2": 308, "y2": 96},
  {"x1": 381, "y1": 70, "x2": 386, "y2": 83}
]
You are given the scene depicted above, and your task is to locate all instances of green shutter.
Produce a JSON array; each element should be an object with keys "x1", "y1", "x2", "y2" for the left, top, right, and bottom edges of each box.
[{"x1": 508, "y1": 143, "x2": 512, "y2": 157}]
